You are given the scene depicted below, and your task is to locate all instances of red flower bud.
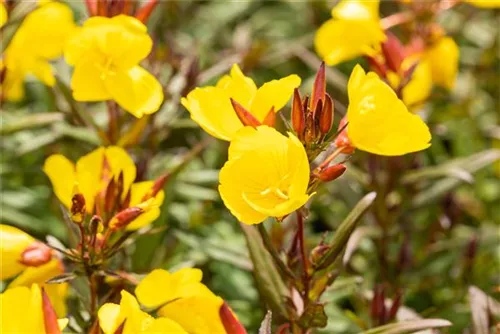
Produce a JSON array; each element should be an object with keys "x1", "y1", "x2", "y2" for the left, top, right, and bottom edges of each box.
[
  {"x1": 230, "y1": 98, "x2": 261, "y2": 127},
  {"x1": 318, "y1": 164, "x2": 346, "y2": 182},
  {"x1": 291, "y1": 88, "x2": 305, "y2": 139},
  {"x1": 262, "y1": 106, "x2": 276, "y2": 127},
  {"x1": 310, "y1": 62, "x2": 326, "y2": 111},
  {"x1": 42, "y1": 288, "x2": 61, "y2": 334},
  {"x1": 319, "y1": 94, "x2": 334, "y2": 135},
  {"x1": 19, "y1": 242, "x2": 52, "y2": 267},
  {"x1": 142, "y1": 174, "x2": 169, "y2": 202},
  {"x1": 71, "y1": 193, "x2": 86, "y2": 224},
  {"x1": 381, "y1": 31, "x2": 404, "y2": 73},
  {"x1": 219, "y1": 302, "x2": 247, "y2": 334},
  {"x1": 135, "y1": 0, "x2": 159, "y2": 23},
  {"x1": 109, "y1": 207, "x2": 144, "y2": 231},
  {"x1": 366, "y1": 55, "x2": 387, "y2": 78}
]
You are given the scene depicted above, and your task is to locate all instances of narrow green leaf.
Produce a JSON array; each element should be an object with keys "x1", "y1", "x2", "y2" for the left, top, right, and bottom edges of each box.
[
  {"x1": 359, "y1": 319, "x2": 452, "y2": 334},
  {"x1": 315, "y1": 192, "x2": 376, "y2": 270},
  {"x1": 46, "y1": 273, "x2": 76, "y2": 284},
  {"x1": 0, "y1": 113, "x2": 64, "y2": 135},
  {"x1": 240, "y1": 223, "x2": 289, "y2": 318}
]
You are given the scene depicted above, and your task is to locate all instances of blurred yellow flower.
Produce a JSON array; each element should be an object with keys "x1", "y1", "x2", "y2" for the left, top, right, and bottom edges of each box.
[
  {"x1": 0, "y1": 3, "x2": 7, "y2": 28},
  {"x1": 346, "y1": 65, "x2": 431, "y2": 156},
  {"x1": 424, "y1": 37, "x2": 459, "y2": 90},
  {"x1": 99, "y1": 290, "x2": 187, "y2": 334},
  {"x1": 65, "y1": 15, "x2": 163, "y2": 118},
  {"x1": 465, "y1": 0, "x2": 500, "y2": 8},
  {"x1": 0, "y1": 224, "x2": 68, "y2": 316},
  {"x1": 1, "y1": 1, "x2": 75, "y2": 100},
  {"x1": 386, "y1": 59, "x2": 433, "y2": 108},
  {"x1": 0, "y1": 284, "x2": 68, "y2": 334},
  {"x1": 219, "y1": 126, "x2": 312, "y2": 224},
  {"x1": 181, "y1": 64, "x2": 300, "y2": 141},
  {"x1": 136, "y1": 268, "x2": 227, "y2": 334},
  {"x1": 43, "y1": 146, "x2": 164, "y2": 230},
  {"x1": 315, "y1": 0, "x2": 385, "y2": 66}
]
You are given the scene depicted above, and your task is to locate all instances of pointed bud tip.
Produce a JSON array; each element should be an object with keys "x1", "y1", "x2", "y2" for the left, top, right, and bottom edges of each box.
[
  {"x1": 230, "y1": 98, "x2": 261, "y2": 127},
  {"x1": 318, "y1": 164, "x2": 346, "y2": 182},
  {"x1": 219, "y1": 302, "x2": 247, "y2": 334}
]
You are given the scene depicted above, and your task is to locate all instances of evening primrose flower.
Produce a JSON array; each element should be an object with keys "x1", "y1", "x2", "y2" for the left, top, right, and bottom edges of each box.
[
  {"x1": 43, "y1": 146, "x2": 164, "y2": 230},
  {"x1": 65, "y1": 15, "x2": 163, "y2": 118},
  {"x1": 423, "y1": 37, "x2": 459, "y2": 90},
  {"x1": 219, "y1": 126, "x2": 312, "y2": 225},
  {"x1": 1, "y1": 1, "x2": 75, "y2": 100},
  {"x1": 346, "y1": 65, "x2": 431, "y2": 156},
  {"x1": 98, "y1": 290, "x2": 187, "y2": 334},
  {"x1": 181, "y1": 64, "x2": 300, "y2": 141},
  {"x1": 465, "y1": 0, "x2": 500, "y2": 8},
  {"x1": 1, "y1": 284, "x2": 68, "y2": 334},
  {"x1": 0, "y1": 224, "x2": 68, "y2": 316},
  {"x1": 315, "y1": 0, "x2": 385, "y2": 66}
]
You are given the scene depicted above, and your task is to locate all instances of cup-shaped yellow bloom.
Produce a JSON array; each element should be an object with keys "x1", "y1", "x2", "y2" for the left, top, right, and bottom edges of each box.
[
  {"x1": 43, "y1": 146, "x2": 164, "y2": 230},
  {"x1": 1, "y1": 284, "x2": 68, "y2": 334},
  {"x1": 1, "y1": 1, "x2": 75, "y2": 100},
  {"x1": 218, "y1": 126, "x2": 311, "y2": 224},
  {"x1": 346, "y1": 65, "x2": 431, "y2": 156},
  {"x1": 99, "y1": 290, "x2": 187, "y2": 334},
  {"x1": 465, "y1": 0, "x2": 500, "y2": 8},
  {"x1": 181, "y1": 64, "x2": 300, "y2": 141},
  {"x1": 135, "y1": 268, "x2": 227, "y2": 334},
  {"x1": 315, "y1": 0, "x2": 385, "y2": 66},
  {"x1": 65, "y1": 15, "x2": 163, "y2": 118},
  {"x1": 423, "y1": 37, "x2": 459, "y2": 90}
]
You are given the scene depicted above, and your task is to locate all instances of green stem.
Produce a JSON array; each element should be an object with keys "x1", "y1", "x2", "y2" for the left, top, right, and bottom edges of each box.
[{"x1": 257, "y1": 224, "x2": 296, "y2": 280}]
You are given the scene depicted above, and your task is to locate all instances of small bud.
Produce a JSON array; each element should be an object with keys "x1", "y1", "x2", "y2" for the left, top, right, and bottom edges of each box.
[
  {"x1": 135, "y1": 0, "x2": 159, "y2": 23},
  {"x1": 318, "y1": 164, "x2": 346, "y2": 182},
  {"x1": 109, "y1": 207, "x2": 144, "y2": 231},
  {"x1": 381, "y1": 31, "x2": 404, "y2": 73},
  {"x1": 305, "y1": 99, "x2": 322, "y2": 145},
  {"x1": 310, "y1": 62, "x2": 326, "y2": 111},
  {"x1": 291, "y1": 88, "x2": 305, "y2": 139},
  {"x1": 89, "y1": 215, "x2": 103, "y2": 236},
  {"x1": 71, "y1": 193, "x2": 86, "y2": 224},
  {"x1": 219, "y1": 302, "x2": 248, "y2": 334},
  {"x1": 19, "y1": 242, "x2": 52, "y2": 267},
  {"x1": 104, "y1": 177, "x2": 116, "y2": 214},
  {"x1": 388, "y1": 289, "x2": 403, "y2": 321},
  {"x1": 262, "y1": 106, "x2": 276, "y2": 127},
  {"x1": 42, "y1": 288, "x2": 61, "y2": 334},
  {"x1": 142, "y1": 174, "x2": 169, "y2": 202},
  {"x1": 230, "y1": 98, "x2": 261, "y2": 127},
  {"x1": 319, "y1": 94, "x2": 334, "y2": 135}
]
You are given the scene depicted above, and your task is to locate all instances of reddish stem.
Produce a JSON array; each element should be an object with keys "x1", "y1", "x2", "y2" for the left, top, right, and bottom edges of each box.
[{"x1": 297, "y1": 210, "x2": 310, "y2": 303}]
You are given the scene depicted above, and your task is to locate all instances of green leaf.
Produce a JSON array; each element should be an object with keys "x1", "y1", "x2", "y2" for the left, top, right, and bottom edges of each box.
[
  {"x1": 298, "y1": 303, "x2": 328, "y2": 329},
  {"x1": 0, "y1": 113, "x2": 64, "y2": 135},
  {"x1": 315, "y1": 192, "x2": 376, "y2": 270},
  {"x1": 358, "y1": 319, "x2": 452, "y2": 334},
  {"x1": 240, "y1": 223, "x2": 289, "y2": 318}
]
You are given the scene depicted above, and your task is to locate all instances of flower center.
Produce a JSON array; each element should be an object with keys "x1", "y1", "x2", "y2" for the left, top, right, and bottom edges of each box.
[
  {"x1": 97, "y1": 56, "x2": 116, "y2": 80},
  {"x1": 260, "y1": 187, "x2": 289, "y2": 200}
]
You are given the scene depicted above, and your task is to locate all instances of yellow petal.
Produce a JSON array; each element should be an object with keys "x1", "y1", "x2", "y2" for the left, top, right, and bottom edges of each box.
[
  {"x1": 136, "y1": 268, "x2": 211, "y2": 309},
  {"x1": 250, "y1": 74, "x2": 301, "y2": 121},
  {"x1": 315, "y1": 19, "x2": 385, "y2": 66},
  {"x1": 1, "y1": 285, "x2": 45, "y2": 334},
  {"x1": 401, "y1": 59, "x2": 433, "y2": 108},
  {"x1": 465, "y1": 0, "x2": 500, "y2": 8},
  {"x1": 424, "y1": 37, "x2": 459, "y2": 90},
  {"x1": 126, "y1": 181, "x2": 165, "y2": 230},
  {"x1": 104, "y1": 146, "x2": 137, "y2": 200},
  {"x1": 104, "y1": 66, "x2": 163, "y2": 118},
  {"x1": 144, "y1": 318, "x2": 187, "y2": 334},
  {"x1": 158, "y1": 296, "x2": 225, "y2": 334},
  {"x1": 98, "y1": 303, "x2": 122, "y2": 334},
  {"x1": 71, "y1": 59, "x2": 112, "y2": 101},
  {"x1": 29, "y1": 59, "x2": 55, "y2": 87},
  {"x1": 219, "y1": 126, "x2": 311, "y2": 224},
  {"x1": 0, "y1": 224, "x2": 33, "y2": 280},
  {"x1": 332, "y1": 0, "x2": 380, "y2": 20},
  {"x1": 181, "y1": 87, "x2": 243, "y2": 141},
  {"x1": 216, "y1": 64, "x2": 257, "y2": 109},
  {"x1": 0, "y1": 3, "x2": 7, "y2": 28},
  {"x1": 75, "y1": 147, "x2": 105, "y2": 213},
  {"x1": 1, "y1": 68, "x2": 25, "y2": 101},
  {"x1": 346, "y1": 65, "x2": 431, "y2": 156}
]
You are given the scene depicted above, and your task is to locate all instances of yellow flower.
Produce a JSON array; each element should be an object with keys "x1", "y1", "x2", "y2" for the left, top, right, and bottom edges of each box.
[
  {"x1": 1, "y1": 1, "x2": 75, "y2": 100},
  {"x1": 181, "y1": 64, "x2": 300, "y2": 141},
  {"x1": 135, "y1": 268, "x2": 227, "y2": 334},
  {"x1": 99, "y1": 290, "x2": 187, "y2": 334},
  {"x1": 43, "y1": 146, "x2": 165, "y2": 230},
  {"x1": 423, "y1": 37, "x2": 459, "y2": 90},
  {"x1": 346, "y1": 65, "x2": 431, "y2": 156},
  {"x1": 218, "y1": 126, "x2": 312, "y2": 224},
  {"x1": 315, "y1": 0, "x2": 385, "y2": 66},
  {"x1": 0, "y1": 224, "x2": 68, "y2": 316},
  {"x1": 465, "y1": 0, "x2": 500, "y2": 8},
  {"x1": 65, "y1": 15, "x2": 163, "y2": 118},
  {"x1": 0, "y1": 284, "x2": 68, "y2": 334},
  {"x1": 0, "y1": 3, "x2": 7, "y2": 28}
]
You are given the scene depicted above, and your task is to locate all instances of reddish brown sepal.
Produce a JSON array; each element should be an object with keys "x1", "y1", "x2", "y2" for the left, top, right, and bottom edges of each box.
[
  {"x1": 262, "y1": 106, "x2": 276, "y2": 127},
  {"x1": 334, "y1": 117, "x2": 355, "y2": 154},
  {"x1": 310, "y1": 62, "x2": 326, "y2": 111},
  {"x1": 42, "y1": 288, "x2": 61, "y2": 334},
  {"x1": 381, "y1": 31, "x2": 404, "y2": 73},
  {"x1": 318, "y1": 164, "x2": 346, "y2": 182},
  {"x1": 230, "y1": 98, "x2": 261, "y2": 127},
  {"x1": 109, "y1": 207, "x2": 144, "y2": 231},
  {"x1": 135, "y1": 0, "x2": 159, "y2": 23},
  {"x1": 219, "y1": 302, "x2": 248, "y2": 334},
  {"x1": 319, "y1": 94, "x2": 334, "y2": 135},
  {"x1": 291, "y1": 88, "x2": 305, "y2": 139},
  {"x1": 366, "y1": 55, "x2": 387, "y2": 78},
  {"x1": 85, "y1": 0, "x2": 97, "y2": 16},
  {"x1": 19, "y1": 242, "x2": 52, "y2": 267},
  {"x1": 142, "y1": 173, "x2": 169, "y2": 202}
]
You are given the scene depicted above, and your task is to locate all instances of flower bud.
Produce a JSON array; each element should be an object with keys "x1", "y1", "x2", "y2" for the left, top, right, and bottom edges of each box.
[
  {"x1": 71, "y1": 193, "x2": 86, "y2": 224},
  {"x1": 310, "y1": 62, "x2": 326, "y2": 111},
  {"x1": 135, "y1": 0, "x2": 159, "y2": 23},
  {"x1": 381, "y1": 31, "x2": 404, "y2": 73},
  {"x1": 42, "y1": 287, "x2": 61, "y2": 334},
  {"x1": 219, "y1": 302, "x2": 247, "y2": 334},
  {"x1": 19, "y1": 242, "x2": 52, "y2": 267},
  {"x1": 366, "y1": 55, "x2": 387, "y2": 77},
  {"x1": 109, "y1": 207, "x2": 144, "y2": 231},
  {"x1": 262, "y1": 106, "x2": 276, "y2": 127},
  {"x1": 319, "y1": 94, "x2": 334, "y2": 135},
  {"x1": 291, "y1": 88, "x2": 305, "y2": 139},
  {"x1": 230, "y1": 98, "x2": 261, "y2": 127},
  {"x1": 318, "y1": 164, "x2": 346, "y2": 182},
  {"x1": 142, "y1": 174, "x2": 169, "y2": 202}
]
